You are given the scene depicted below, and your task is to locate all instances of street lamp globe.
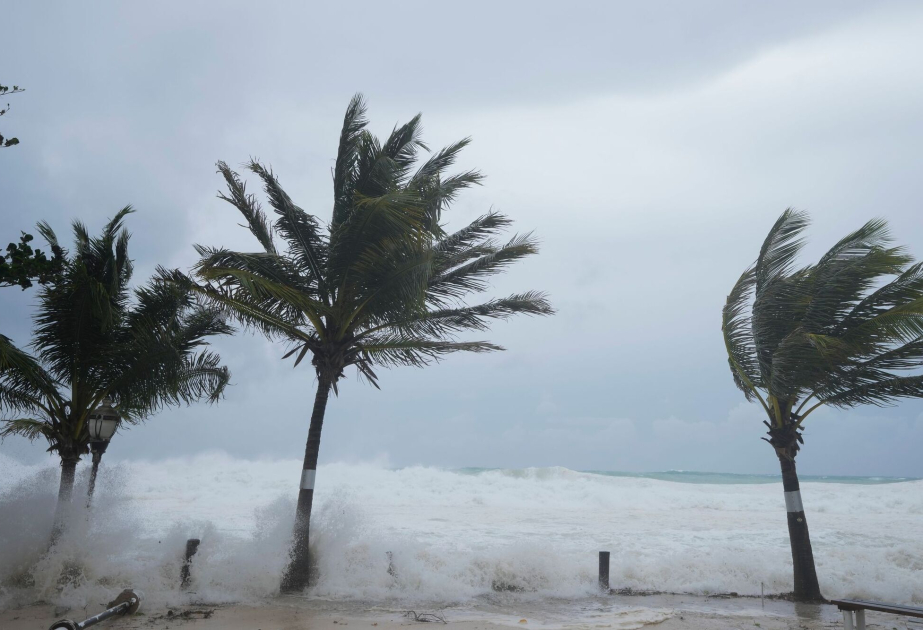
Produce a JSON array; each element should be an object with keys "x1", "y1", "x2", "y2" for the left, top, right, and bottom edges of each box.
[{"x1": 88, "y1": 397, "x2": 120, "y2": 445}]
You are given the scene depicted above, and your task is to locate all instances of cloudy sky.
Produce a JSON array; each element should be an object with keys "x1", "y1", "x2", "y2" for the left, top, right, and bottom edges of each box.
[{"x1": 3, "y1": 1, "x2": 923, "y2": 476}]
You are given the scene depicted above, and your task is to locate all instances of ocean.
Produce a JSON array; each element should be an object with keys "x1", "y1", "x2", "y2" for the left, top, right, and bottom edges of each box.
[{"x1": 1, "y1": 452, "x2": 921, "y2": 609}]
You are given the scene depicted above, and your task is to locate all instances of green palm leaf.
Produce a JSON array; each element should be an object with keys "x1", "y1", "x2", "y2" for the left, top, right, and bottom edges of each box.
[
  {"x1": 216, "y1": 161, "x2": 277, "y2": 255},
  {"x1": 191, "y1": 95, "x2": 552, "y2": 593},
  {"x1": 2, "y1": 211, "x2": 232, "y2": 467},
  {"x1": 724, "y1": 209, "x2": 923, "y2": 428}
]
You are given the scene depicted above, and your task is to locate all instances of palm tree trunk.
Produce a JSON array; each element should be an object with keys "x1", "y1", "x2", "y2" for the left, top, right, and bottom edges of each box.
[
  {"x1": 280, "y1": 374, "x2": 332, "y2": 593},
  {"x1": 777, "y1": 455, "x2": 823, "y2": 601},
  {"x1": 51, "y1": 454, "x2": 79, "y2": 543}
]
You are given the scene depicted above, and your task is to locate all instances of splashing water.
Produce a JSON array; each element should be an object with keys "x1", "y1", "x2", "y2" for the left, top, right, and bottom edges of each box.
[{"x1": 1, "y1": 452, "x2": 922, "y2": 610}]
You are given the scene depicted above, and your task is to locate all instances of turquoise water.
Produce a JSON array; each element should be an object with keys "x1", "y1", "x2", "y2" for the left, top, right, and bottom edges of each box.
[
  {"x1": 589, "y1": 470, "x2": 920, "y2": 485},
  {"x1": 455, "y1": 467, "x2": 919, "y2": 485}
]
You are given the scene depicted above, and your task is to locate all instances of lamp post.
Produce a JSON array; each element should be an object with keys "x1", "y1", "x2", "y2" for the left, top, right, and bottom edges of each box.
[{"x1": 86, "y1": 397, "x2": 120, "y2": 507}]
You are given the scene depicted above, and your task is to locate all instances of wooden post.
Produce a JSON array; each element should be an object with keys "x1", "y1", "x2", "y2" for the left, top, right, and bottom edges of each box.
[
  {"x1": 180, "y1": 538, "x2": 201, "y2": 589},
  {"x1": 598, "y1": 551, "x2": 610, "y2": 592}
]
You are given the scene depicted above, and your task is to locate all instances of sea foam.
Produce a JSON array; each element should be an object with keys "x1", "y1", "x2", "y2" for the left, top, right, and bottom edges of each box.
[{"x1": 1, "y1": 452, "x2": 921, "y2": 609}]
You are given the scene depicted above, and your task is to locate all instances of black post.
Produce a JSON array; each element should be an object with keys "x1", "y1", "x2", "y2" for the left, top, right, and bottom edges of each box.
[
  {"x1": 87, "y1": 451, "x2": 102, "y2": 509},
  {"x1": 598, "y1": 551, "x2": 610, "y2": 592},
  {"x1": 181, "y1": 538, "x2": 201, "y2": 589},
  {"x1": 86, "y1": 439, "x2": 112, "y2": 508}
]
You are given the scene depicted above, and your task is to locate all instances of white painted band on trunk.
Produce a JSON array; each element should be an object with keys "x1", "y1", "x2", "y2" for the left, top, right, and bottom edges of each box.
[
  {"x1": 300, "y1": 469, "x2": 316, "y2": 490},
  {"x1": 784, "y1": 490, "x2": 803, "y2": 513}
]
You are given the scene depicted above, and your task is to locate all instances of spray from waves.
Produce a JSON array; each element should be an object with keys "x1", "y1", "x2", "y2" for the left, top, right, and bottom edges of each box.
[
  {"x1": 0, "y1": 457, "x2": 294, "y2": 609},
  {"x1": 1, "y1": 452, "x2": 922, "y2": 609}
]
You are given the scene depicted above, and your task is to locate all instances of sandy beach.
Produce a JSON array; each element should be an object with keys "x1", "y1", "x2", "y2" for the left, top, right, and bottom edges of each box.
[{"x1": 1, "y1": 594, "x2": 853, "y2": 630}]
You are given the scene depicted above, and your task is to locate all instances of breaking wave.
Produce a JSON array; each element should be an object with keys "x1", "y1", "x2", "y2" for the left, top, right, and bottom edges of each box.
[{"x1": 1, "y1": 452, "x2": 921, "y2": 609}]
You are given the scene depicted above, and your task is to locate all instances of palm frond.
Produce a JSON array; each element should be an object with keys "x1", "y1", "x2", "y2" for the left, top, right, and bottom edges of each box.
[
  {"x1": 435, "y1": 212, "x2": 511, "y2": 258},
  {"x1": 192, "y1": 95, "x2": 551, "y2": 395},
  {"x1": 410, "y1": 138, "x2": 472, "y2": 187},
  {"x1": 754, "y1": 208, "x2": 809, "y2": 294},
  {"x1": 839, "y1": 262, "x2": 923, "y2": 323},
  {"x1": 0, "y1": 334, "x2": 63, "y2": 416},
  {"x1": 247, "y1": 161, "x2": 329, "y2": 299},
  {"x1": 409, "y1": 139, "x2": 484, "y2": 228},
  {"x1": 102, "y1": 206, "x2": 135, "y2": 242},
  {"x1": 373, "y1": 292, "x2": 553, "y2": 338},
  {"x1": 0, "y1": 417, "x2": 53, "y2": 442},
  {"x1": 382, "y1": 113, "x2": 427, "y2": 182},
  {"x1": 8, "y1": 210, "x2": 232, "y2": 457},
  {"x1": 429, "y1": 232, "x2": 539, "y2": 306},
  {"x1": 118, "y1": 349, "x2": 230, "y2": 420},
  {"x1": 196, "y1": 266, "x2": 328, "y2": 330},
  {"x1": 802, "y1": 219, "x2": 909, "y2": 334},
  {"x1": 823, "y1": 374, "x2": 923, "y2": 408},
  {"x1": 216, "y1": 161, "x2": 277, "y2": 254},
  {"x1": 193, "y1": 245, "x2": 318, "y2": 307},
  {"x1": 35, "y1": 220, "x2": 60, "y2": 251},
  {"x1": 163, "y1": 268, "x2": 312, "y2": 342},
  {"x1": 359, "y1": 335, "x2": 503, "y2": 369},
  {"x1": 331, "y1": 93, "x2": 369, "y2": 229},
  {"x1": 342, "y1": 241, "x2": 435, "y2": 329},
  {"x1": 854, "y1": 337, "x2": 923, "y2": 372},
  {"x1": 727, "y1": 210, "x2": 923, "y2": 427},
  {"x1": 721, "y1": 266, "x2": 764, "y2": 402},
  {"x1": 769, "y1": 330, "x2": 854, "y2": 399}
]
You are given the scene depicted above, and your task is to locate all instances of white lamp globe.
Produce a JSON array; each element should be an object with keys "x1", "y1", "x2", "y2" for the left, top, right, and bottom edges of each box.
[{"x1": 87, "y1": 397, "x2": 120, "y2": 442}]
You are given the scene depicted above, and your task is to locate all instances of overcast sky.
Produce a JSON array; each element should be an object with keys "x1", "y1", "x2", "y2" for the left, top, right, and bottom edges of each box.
[{"x1": 3, "y1": 1, "x2": 923, "y2": 476}]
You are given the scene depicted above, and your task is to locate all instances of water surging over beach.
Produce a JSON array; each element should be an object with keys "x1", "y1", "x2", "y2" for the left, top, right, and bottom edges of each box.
[{"x1": 1, "y1": 452, "x2": 922, "y2": 609}]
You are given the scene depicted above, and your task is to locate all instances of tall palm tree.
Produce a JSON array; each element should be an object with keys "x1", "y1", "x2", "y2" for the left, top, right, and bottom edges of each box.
[
  {"x1": 722, "y1": 209, "x2": 923, "y2": 601},
  {"x1": 0, "y1": 209, "x2": 232, "y2": 536},
  {"x1": 171, "y1": 94, "x2": 553, "y2": 592}
]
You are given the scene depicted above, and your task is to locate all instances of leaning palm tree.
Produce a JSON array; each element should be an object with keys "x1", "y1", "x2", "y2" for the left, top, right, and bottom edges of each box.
[
  {"x1": 722, "y1": 209, "x2": 923, "y2": 601},
  {"x1": 171, "y1": 94, "x2": 553, "y2": 592},
  {"x1": 0, "y1": 209, "x2": 232, "y2": 537}
]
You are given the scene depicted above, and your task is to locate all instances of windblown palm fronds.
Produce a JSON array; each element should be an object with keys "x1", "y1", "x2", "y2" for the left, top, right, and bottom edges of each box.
[
  {"x1": 0, "y1": 209, "x2": 232, "y2": 532},
  {"x1": 724, "y1": 210, "x2": 923, "y2": 436},
  {"x1": 722, "y1": 209, "x2": 923, "y2": 601},
  {"x1": 174, "y1": 94, "x2": 553, "y2": 592}
]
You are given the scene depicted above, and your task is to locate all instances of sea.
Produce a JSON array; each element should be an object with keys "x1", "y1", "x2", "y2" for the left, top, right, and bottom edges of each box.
[{"x1": 1, "y1": 452, "x2": 921, "y2": 610}]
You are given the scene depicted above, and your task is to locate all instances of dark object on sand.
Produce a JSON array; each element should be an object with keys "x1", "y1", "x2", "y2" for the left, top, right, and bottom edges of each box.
[
  {"x1": 833, "y1": 598, "x2": 923, "y2": 630},
  {"x1": 180, "y1": 538, "x2": 201, "y2": 589},
  {"x1": 404, "y1": 611, "x2": 447, "y2": 624},
  {"x1": 167, "y1": 609, "x2": 214, "y2": 620},
  {"x1": 598, "y1": 551, "x2": 610, "y2": 592},
  {"x1": 48, "y1": 588, "x2": 141, "y2": 630}
]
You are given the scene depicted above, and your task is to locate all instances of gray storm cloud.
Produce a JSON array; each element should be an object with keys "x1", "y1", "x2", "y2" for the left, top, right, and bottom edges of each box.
[{"x1": 2, "y1": 1, "x2": 923, "y2": 476}]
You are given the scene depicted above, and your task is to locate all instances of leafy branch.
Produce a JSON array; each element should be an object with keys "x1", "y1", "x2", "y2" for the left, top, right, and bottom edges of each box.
[
  {"x1": 0, "y1": 82, "x2": 25, "y2": 148},
  {"x1": 0, "y1": 231, "x2": 66, "y2": 289}
]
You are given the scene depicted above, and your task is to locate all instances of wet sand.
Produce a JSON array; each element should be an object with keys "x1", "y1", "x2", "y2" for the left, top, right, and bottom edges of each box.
[{"x1": 0, "y1": 593, "x2": 854, "y2": 630}]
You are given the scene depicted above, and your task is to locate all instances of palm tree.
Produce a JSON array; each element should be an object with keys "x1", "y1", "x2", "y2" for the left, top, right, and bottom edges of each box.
[
  {"x1": 171, "y1": 94, "x2": 553, "y2": 592},
  {"x1": 722, "y1": 209, "x2": 923, "y2": 601},
  {"x1": 0, "y1": 209, "x2": 232, "y2": 537}
]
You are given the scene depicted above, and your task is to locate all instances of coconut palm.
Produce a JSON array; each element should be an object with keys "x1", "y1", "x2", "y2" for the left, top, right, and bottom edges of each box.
[
  {"x1": 722, "y1": 209, "x2": 923, "y2": 601},
  {"x1": 171, "y1": 94, "x2": 553, "y2": 592},
  {"x1": 0, "y1": 209, "x2": 232, "y2": 537}
]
